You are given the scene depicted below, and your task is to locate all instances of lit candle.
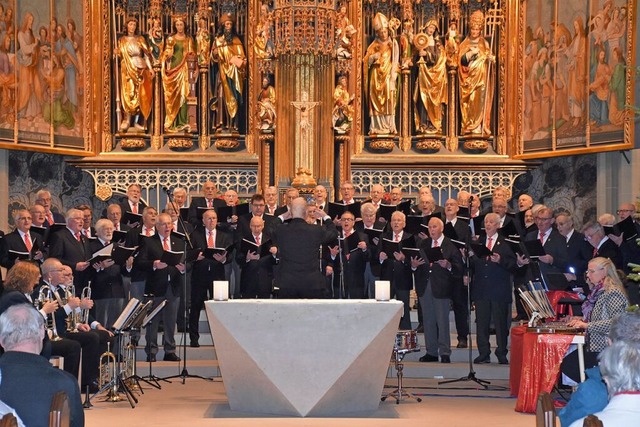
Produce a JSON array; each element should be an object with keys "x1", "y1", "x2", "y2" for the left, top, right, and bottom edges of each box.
[
  {"x1": 375, "y1": 281, "x2": 390, "y2": 301},
  {"x1": 213, "y1": 281, "x2": 229, "y2": 301}
]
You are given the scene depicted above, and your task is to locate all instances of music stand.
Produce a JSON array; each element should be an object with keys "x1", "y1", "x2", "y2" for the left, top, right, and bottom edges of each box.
[
  {"x1": 122, "y1": 300, "x2": 154, "y2": 390},
  {"x1": 139, "y1": 300, "x2": 171, "y2": 388}
]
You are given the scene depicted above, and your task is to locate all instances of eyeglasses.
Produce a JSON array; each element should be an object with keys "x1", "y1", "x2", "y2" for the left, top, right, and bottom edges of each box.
[
  {"x1": 535, "y1": 217, "x2": 553, "y2": 221},
  {"x1": 586, "y1": 267, "x2": 604, "y2": 274},
  {"x1": 584, "y1": 233, "x2": 596, "y2": 240},
  {"x1": 616, "y1": 209, "x2": 634, "y2": 214}
]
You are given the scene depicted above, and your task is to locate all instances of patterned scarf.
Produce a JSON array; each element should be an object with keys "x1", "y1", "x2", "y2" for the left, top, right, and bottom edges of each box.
[{"x1": 582, "y1": 282, "x2": 605, "y2": 322}]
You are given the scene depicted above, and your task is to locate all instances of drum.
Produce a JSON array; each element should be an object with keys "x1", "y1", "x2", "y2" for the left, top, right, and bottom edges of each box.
[{"x1": 394, "y1": 330, "x2": 418, "y2": 353}]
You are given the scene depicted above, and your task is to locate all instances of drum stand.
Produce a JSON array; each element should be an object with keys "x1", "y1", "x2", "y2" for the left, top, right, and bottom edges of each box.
[{"x1": 381, "y1": 349, "x2": 422, "y2": 404}]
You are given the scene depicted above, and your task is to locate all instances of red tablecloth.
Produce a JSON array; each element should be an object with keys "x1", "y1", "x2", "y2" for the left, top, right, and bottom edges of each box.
[
  {"x1": 510, "y1": 326, "x2": 575, "y2": 413},
  {"x1": 547, "y1": 290, "x2": 582, "y2": 317}
]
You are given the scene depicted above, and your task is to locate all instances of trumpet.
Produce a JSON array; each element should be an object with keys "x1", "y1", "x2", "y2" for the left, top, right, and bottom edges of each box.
[
  {"x1": 79, "y1": 282, "x2": 92, "y2": 325},
  {"x1": 122, "y1": 334, "x2": 138, "y2": 390},
  {"x1": 65, "y1": 285, "x2": 78, "y2": 333},
  {"x1": 36, "y1": 287, "x2": 62, "y2": 342}
]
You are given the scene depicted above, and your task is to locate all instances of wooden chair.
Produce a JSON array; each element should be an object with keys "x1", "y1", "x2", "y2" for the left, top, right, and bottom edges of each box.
[
  {"x1": 582, "y1": 414, "x2": 604, "y2": 427},
  {"x1": 536, "y1": 392, "x2": 557, "y2": 427},
  {"x1": 49, "y1": 391, "x2": 70, "y2": 427},
  {"x1": 0, "y1": 413, "x2": 18, "y2": 427}
]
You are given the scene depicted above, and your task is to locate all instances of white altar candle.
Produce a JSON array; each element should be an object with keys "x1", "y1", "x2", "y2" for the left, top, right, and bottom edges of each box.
[
  {"x1": 375, "y1": 281, "x2": 390, "y2": 301},
  {"x1": 213, "y1": 281, "x2": 229, "y2": 301}
]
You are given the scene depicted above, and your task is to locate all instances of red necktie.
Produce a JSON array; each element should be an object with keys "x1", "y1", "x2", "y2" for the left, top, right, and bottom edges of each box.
[
  {"x1": 207, "y1": 231, "x2": 214, "y2": 248},
  {"x1": 207, "y1": 199, "x2": 213, "y2": 208},
  {"x1": 539, "y1": 232, "x2": 545, "y2": 245},
  {"x1": 82, "y1": 229, "x2": 88, "y2": 237},
  {"x1": 47, "y1": 212, "x2": 54, "y2": 225},
  {"x1": 132, "y1": 203, "x2": 138, "y2": 214},
  {"x1": 487, "y1": 236, "x2": 493, "y2": 251},
  {"x1": 75, "y1": 232, "x2": 82, "y2": 242},
  {"x1": 163, "y1": 237, "x2": 171, "y2": 251},
  {"x1": 115, "y1": 223, "x2": 120, "y2": 231},
  {"x1": 433, "y1": 239, "x2": 439, "y2": 248},
  {"x1": 145, "y1": 228, "x2": 151, "y2": 236},
  {"x1": 255, "y1": 235, "x2": 260, "y2": 246},
  {"x1": 24, "y1": 232, "x2": 32, "y2": 251},
  {"x1": 394, "y1": 233, "x2": 400, "y2": 242},
  {"x1": 593, "y1": 247, "x2": 597, "y2": 257}
]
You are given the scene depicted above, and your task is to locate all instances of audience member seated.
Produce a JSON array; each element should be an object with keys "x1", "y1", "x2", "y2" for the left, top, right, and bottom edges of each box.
[
  {"x1": 0, "y1": 304, "x2": 84, "y2": 427},
  {"x1": 568, "y1": 339, "x2": 640, "y2": 427},
  {"x1": 559, "y1": 309, "x2": 640, "y2": 426},
  {"x1": 561, "y1": 257, "x2": 629, "y2": 382}
]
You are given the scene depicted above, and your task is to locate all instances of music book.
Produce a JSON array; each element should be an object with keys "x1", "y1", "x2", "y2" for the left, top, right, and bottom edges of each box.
[
  {"x1": 498, "y1": 220, "x2": 519, "y2": 238},
  {"x1": 202, "y1": 245, "x2": 233, "y2": 259},
  {"x1": 123, "y1": 211, "x2": 143, "y2": 226},
  {"x1": 362, "y1": 228, "x2": 384, "y2": 245},
  {"x1": 8, "y1": 250, "x2": 30, "y2": 262},
  {"x1": 404, "y1": 215, "x2": 425, "y2": 235},
  {"x1": 604, "y1": 215, "x2": 638, "y2": 241},
  {"x1": 471, "y1": 215, "x2": 485, "y2": 234},
  {"x1": 112, "y1": 230, "x2": 128, "y2": 243},
  {"x1": 142, "y1": 300, "x2": 167, "y2": 328},
  {"x1": 217, "y1": 203, "x2": 250, "y2": 222},
  {"x1": 171, "y1": 230, "x2": 186, "y2": 239},
  {"x1": 504, "y1": 237, "x2": 523, "y2": 255},
  {"x1": 378, "y1": 200, "x2": 412, "y2": 222},
  {"x1": 401, "y1": 246, "x2": 422, "y2": 260},
  {"x1": 28, "y1": 225, "x2": 47, "y2": 237},
  {"x1": 523, "y1": 239, "x2": 546, "y2": 258},
  {"x1": 328, "y1": 201, "x2": 362, "y2": 220},
  {"x1": 126, "y1": 300, "x2": 154, "y2": 330},
  {"x1": 48, "y1": 223, "x2": 68, "y2": 234},
  {"x1": 443, "y1": 222, "x2": 459, "y2": 240},
  {"x1": 381, "y1": 238, "x2": 400, "y2": 258},
  {"x1": 341, "y1": 232, "x2": 361, "y2": 253},
  {"x1": 160, "y1": 249, "x2": 185, "y2": 266},
  {"x1": 196, "y1": 206, "x2": 215, "y2": 221},
  {"x1": 112, "y1": 245, "x2": 137, "y2": 265},
  {"x1": 457, "y1": 206, "x2": 470, "y2": 220},
  {"x1": 424, "y1": 246, "x2": 444, "y2": 262},
  {"x1": 112, "y1": 298, "x2": 140, "y2": 331},
  {"x1": 183, "y1": 247, "x2": 202, "y2": 264},
  {"x1": 87, "y1": 243, "x2": 114, "y2": 264},
  {"x1": 179, "y1": 207, "x2": 190, "y2": 222},
  {"x1": 470, "y1": 242, "x2": 493, "y2": 258},
  {"x1": 450, "y1": 238, "x2": 466, "y2": 249},
  {"x1": 240, "y1": 238, "x2": 272, "y2": 258}
]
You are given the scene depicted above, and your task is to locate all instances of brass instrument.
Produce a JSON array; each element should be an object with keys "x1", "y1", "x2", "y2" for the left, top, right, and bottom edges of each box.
[
  {"x1": 65, "y1": 285, "x2": 78, "y2": 333},
  {"x1": 37, "y1": 287, "x2": 62, "y2": 342},
  {"x1": 98, "y1": 342, "x2": 119, "y2": 399},
  {"x1": 122, "y1": 334, "x2": 138, "y2": 390},
  {"x1": 79, "y1": 282, "x2": 92, "y2": 325}
]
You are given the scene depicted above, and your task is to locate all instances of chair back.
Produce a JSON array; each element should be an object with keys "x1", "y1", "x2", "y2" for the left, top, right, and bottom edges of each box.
[
  {"x1": 0, "y1": 413, "x2": 18, "y2": 427},
  {"x1": 582, "y1": 414, "x2": 604, "y2": 427},
  {"x1": 535, "y1": 392, "x2": 556, "y2": 427},
  {"x1": 49, "y1": 391, "x2": 70, "y2": 427}
]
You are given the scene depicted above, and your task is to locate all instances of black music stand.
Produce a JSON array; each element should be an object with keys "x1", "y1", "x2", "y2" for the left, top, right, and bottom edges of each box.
[
  {"x1": 122, "y1": 299, "x2": 154, "y2": 390},
  {"x1": 139, "y1": 300, "x2": 171, "y2": 388}
]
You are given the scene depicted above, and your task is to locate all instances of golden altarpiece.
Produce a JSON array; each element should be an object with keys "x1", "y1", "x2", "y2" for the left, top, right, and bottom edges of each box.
[{"x1": 0, "y1": 0, "x2": 635, "y2": 204}]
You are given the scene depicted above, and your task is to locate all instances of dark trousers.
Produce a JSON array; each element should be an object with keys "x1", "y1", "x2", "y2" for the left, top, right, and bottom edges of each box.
[
  {"x1": 475, "y1": 299, "x2": 510, "y2": 359},
  {"x1": 64, "y1": 330, "x2": 111, "y2": 386},
  {"x1": 189, "y1": 280, "x2": 213, "y2": 342},
  {"x1": 395, "y1": 289, "x2": 411, "y2": 330},
  {"x1": 276, "y1": 287, "x2": 327, "y2": 299},
  {"x1": 451, "y1": 280, "x2": 470, "y2": 340},
  {"x1": 50, "y1": 338, "x2": 81, "y2": 380}
]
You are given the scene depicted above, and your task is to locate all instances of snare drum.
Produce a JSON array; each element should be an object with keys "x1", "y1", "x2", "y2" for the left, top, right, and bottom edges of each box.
[{"x1": 395, "y1": 330, "x2": 418, "y2": 353}]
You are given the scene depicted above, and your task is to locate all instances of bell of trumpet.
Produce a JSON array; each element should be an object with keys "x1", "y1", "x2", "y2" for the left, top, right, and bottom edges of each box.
[
  {"x1": 98, "y1": 342, "x2": 120, "y2": 400},
  {"x1": 36, "y1": 287, "x2": 63, "y2": 341}
]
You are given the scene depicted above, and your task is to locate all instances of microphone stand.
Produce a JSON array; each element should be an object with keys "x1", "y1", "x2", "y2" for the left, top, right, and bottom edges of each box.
[
  {"x1": 161, "y1": 187, "x2": 212, "y2": 384},
  {"x1": 439, "y1": 196, "x2": 490, "y2": 389}
]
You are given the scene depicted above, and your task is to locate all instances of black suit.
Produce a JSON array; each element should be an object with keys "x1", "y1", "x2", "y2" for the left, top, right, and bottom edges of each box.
[
  {"x1": 413, "y1": 236, "x2": 463, "y2": 357},
  {"x1": 119, "y1": 198, "x2": 147, "y2": 215},
  {"x1": 272, "y1": 217, "x2": 338, "y2": 298},
  {"x1": 565, "y1": 230, "x2": 593, "y2": 281},
  {"x1": 134, "y1": 233, "x2": 188, "y2": 356},
  {"x1": 44, "y1": 211, "x2": 66, "y2": 227},
  {"x1": 273, "y1": 205, "x2": 289, "y2": 217},
  {"x1": 471, "y1": 234, "x2": 516, "y2": 361},
  {"x1": 48, "y1": 228, "x2": 92, "y2": 289},
  {"x1": 0, "y1": 229, "x2": 45, "y2": 270},
  {"x1": 0, "y1": 351, "x2": 84, "y2": 427},
  {"x1": 522, "y1": 229, "x2": 568, "y2": 283},
  {"x1": 377, "y1": 231, "x2": 414, "y2": 329},
  {"x1": 235, "y1": 232, "x2": 276, "y2": 299},
  {"x1": 328, "y1": 231, "x2": 370, "y2": 299},
  {"x1": 189, "y1": 228, "x2": 234, "y2": 342},
  {"x1": 87, "y1": 238, "x2": 126, "y2": 328},
  {"x1": 188, "y1": 197, "x2": 226, "y2": 225},
  {"x1": 619, "y1": 222, "x2": 640, "y2": 273},
  {"x1": 445, "y1": 218, "x2": 471, "y2": 341},
  {"x1": 0, "y1": 290, "x2": 82, "y2": 382},
  {"x1": 237, "y1": 213, "x2": 277, "y2": 239},
  {"x1": 594, "y1": 238, "x2": 624, "y2": 270}
]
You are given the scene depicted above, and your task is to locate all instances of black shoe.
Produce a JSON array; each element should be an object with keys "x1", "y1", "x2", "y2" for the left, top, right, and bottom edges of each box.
[
  {"x1": 440, "y1": 355, "x2": 451, "y2": 363},
  {"x1": 190, "y1": 340, "x2": 200, "y2": 348},
  {"x1": 489, "y1": 328, "x2": 496, "y2": 335},
  {"x1": 146, "y1": 354, "x2": 156, "y2": 363},
  {"x1": 163, "y1": 353, "x2": 181, "y2": 362},
  {"x1": 456, "y1": 339, "x2": 468, "y2": 348},
  {"x1": 474, "y1": 355, "x2": 491, "y2": 364},
  {"x1": 415, "y1": 324, "x2": 424, "y2": 333},
  {"x1": 131, "y1": 339, "x2": 139, "y2": 347},
  {"x1": 419, "y1": 353, "x2": 439, "y2": 363},
  {"x1": 497, "y1": 357, "x2": 509, "y2": 365}
]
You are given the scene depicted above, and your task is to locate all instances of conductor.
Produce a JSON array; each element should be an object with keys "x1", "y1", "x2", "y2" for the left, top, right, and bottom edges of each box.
[{"x1": 272, "y1": 197, "x2": 339, "y2": 298}]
